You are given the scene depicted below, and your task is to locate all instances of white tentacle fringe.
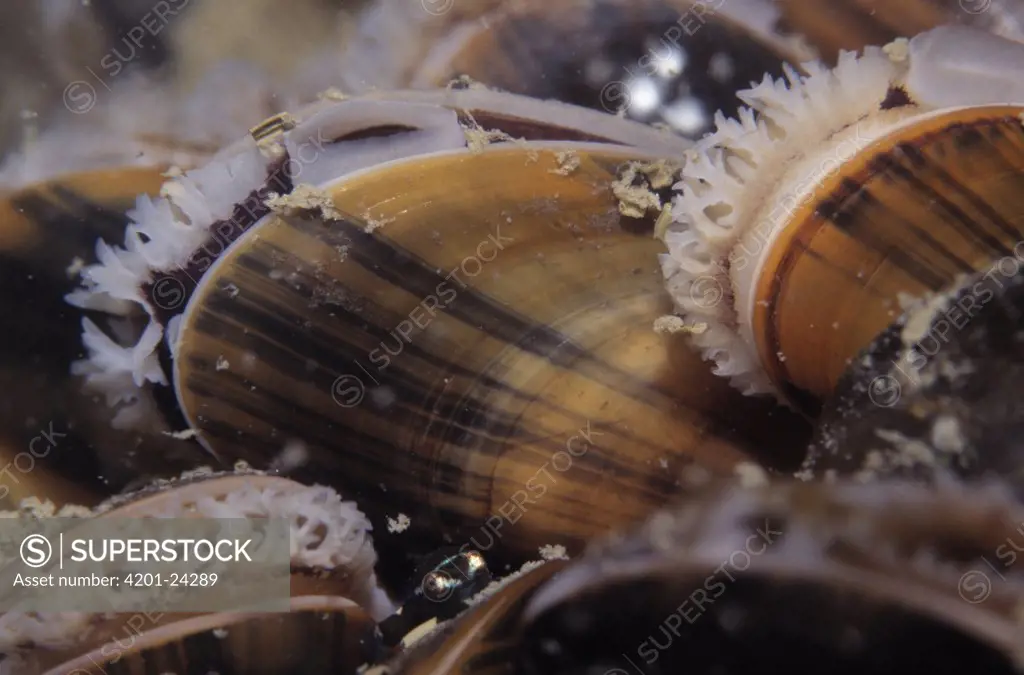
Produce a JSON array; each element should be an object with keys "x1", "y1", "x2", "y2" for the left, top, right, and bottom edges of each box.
[
  {"x1": 662, "y1": 44, "x2": 908, "y2": 396},
  {"x1": 65, "y1": 146, "x2": 270, "y2": 428}
]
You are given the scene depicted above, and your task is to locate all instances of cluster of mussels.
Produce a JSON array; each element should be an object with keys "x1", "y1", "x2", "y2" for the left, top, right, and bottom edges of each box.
[{"x1": 5, "y1": 0, "x2": 1024, "y2": 673}]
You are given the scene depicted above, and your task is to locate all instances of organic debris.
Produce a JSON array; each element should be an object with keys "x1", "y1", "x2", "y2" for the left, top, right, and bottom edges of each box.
[
  {"x1": 387, "y1": 513, "x2": 411, "y2": 533},
  {"x1": 611, "y1": 160, "x2": 682, "y2": 219},
  {"x1": 653, "y1": 315, "x2": 708, "y2": 335},
  {"x1": 549, "y1": 150, "x2": 581, "y2": 176},
  {"x1": 266, "y1": 183, "x2": 345, "y2": 221}
]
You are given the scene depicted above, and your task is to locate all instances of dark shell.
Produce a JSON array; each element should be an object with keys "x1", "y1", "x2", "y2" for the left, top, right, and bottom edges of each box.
[
  {"x1": 385, "y1": 559, "x2": 569, "y2": 675},
  {"x1": 801, "y1": 256, "x2": 1024, "y2": 492},
  {"x1": 411, "y1": 0, "x2": 806, "y2": 137},
  {"x1": 513, "y1": 479, "x2": 1024, "y2": 675},
  {"x1": 775, "y1": 0, "x2": 1024, "y2": 63}
]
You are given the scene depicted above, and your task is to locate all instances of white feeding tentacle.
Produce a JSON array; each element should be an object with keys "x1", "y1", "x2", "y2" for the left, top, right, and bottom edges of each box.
[
  {"x1": 67, "y1": 93, "x2": 551, "y2": 430},
  {"x1": 182, "y1": 480, "x2": 389, "y2": 618},
  {"x1": 66, "y1": 240, "x2": 148, "y2": 313},
  {"x1": 75, "y1": 318, "x2": 166, "y2": 390},
  {"x1": 660, "y1": 32, "x2": 936, "y2": 398},
  {"x1": 65, "y1": 141, "x2": 271, "y2": 429}
]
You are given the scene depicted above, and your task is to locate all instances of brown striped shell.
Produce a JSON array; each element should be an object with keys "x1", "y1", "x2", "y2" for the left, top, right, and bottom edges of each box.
[
  {"x1": 747, "y1": 105, "x2": 1024, "y2": 406},
  {"x1": 659, "y1": 25, "x2": 1024, "y2": 410},
  {"x1": 65, "y1": 88, "x2": 811, "y2": 592},
  {"x1": 9, "y1": 7, "x2": 1024, "y2": 674}
]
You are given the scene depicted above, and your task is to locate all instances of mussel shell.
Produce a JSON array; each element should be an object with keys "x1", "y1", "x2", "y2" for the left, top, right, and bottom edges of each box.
[
  {"x1": 2, "y1": 471, "x2": 389, "y2": 672},
  {"x1": 386, "y1": 560, "x2": 568, "y2": 675},
  {"x1": 801, "y1": 255, "x2": 1024, "y2": 491},
  {"x1": 93, "y1": 472, "x2": 384, "y2": 608},
  {"x1": 406, "y1": 0, "x2": 808, "y2": 137},
  {"x1": 776, "y1": 0, "x2": 1024, "y2": 62},
  {"x1": 168, "y1": 142, "x2": 808, "y2": 590},
  {"x1": 516, "y1": 479, "x2": 1024, "y2": 674},
  {"x1": 751, "y1": 105, "x2": 1024, "y2": 407},
  {"x1": 0, "y1": 167, "x2": 207, "y2": 508},
  {"x1": 522, "y1": 571, "x2": 1020, "y2": 674},
  {"x1": 657, "y1": 23, "x2": 1024, "y2": 406},
  {"x1": 59, "y1": 90, "x2": 811, "y2": 593},
  {"x1": 40, "y1": 596, "x2": 384, "y2": 675}
]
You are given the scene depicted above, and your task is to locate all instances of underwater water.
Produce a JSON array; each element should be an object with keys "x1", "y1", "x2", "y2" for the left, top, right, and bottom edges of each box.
[{"x1": 3, "y1": 1, "x2": 1024, "y2": 673}]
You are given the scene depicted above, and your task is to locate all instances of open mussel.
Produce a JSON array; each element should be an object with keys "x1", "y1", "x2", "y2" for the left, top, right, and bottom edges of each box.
[
  {"x1": 2, "y1": 469, "x2": 392, "y2": 674},
  {"x1": 0, "y1": 166, "x2": 219, "y2": 510},
  {"x1": 517, "y1": 483, "x2": 1024, "y2": 674},
  {"x1": 0, "y1": 20, "x2": 336, "y2": 508},
  {"x1": 660, "y1": 24, "x2": 1024, "y2": 410},
  {"x1": 63, "y1": 88, "x2": 810, "y2": 591}
]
